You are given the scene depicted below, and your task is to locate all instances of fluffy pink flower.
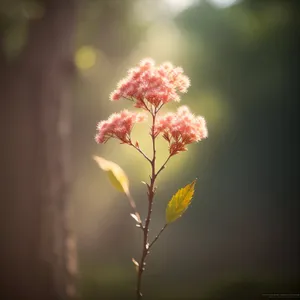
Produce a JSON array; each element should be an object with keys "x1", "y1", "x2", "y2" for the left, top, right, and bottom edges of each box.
[
  {"x1": 109, "y1": 58, "x2": 190, "y2": 109},
  {"x1": 155, "y1": 106, "x2": 208, "y2": 155},
  {"x1": 95, "y1": 110, "x2": 147, "y2": 144}
]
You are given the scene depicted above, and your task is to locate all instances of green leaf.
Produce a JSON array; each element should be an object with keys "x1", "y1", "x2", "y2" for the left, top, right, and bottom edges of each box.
[
  {"x1": 166, "y1": 180, "x2": 196, "y2": 224},
  {"x1": 93, "y1": 156, "x2": 129, "y2": 195}
]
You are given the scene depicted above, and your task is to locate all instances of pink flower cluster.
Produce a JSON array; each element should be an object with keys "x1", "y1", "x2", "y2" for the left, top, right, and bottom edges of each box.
[
  {"x1": 110, "y1": 58, "x2": 190, "y2": 108},
  {"x1": 95, "y1": 110, "x2": 147, "y2": 144},
  {"x1": 95, "y1": 58, "x2": 207, "y2": 154},
  {"x1": 155, "y1": 106, "x2": 208, "y2": 155}
]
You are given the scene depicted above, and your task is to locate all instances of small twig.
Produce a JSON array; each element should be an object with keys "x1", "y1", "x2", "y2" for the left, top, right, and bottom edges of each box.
[
  {"x1": 156, "y1": 103, "x2": 164, "y2": 113},
  {"x1": 142, "y1": 99, "x2": 152, "y2": 113},
  {"x1": 155, "y1": 154, "x2": 172, "y2": 178},
  {"x1": 149, "y1": 224, "x2": 167, "y2": 249},
  {"x1": 130, "y1": 142, "x2": 152, "y2": 164},
  {"x1": 123, "y1": 96, "x2": 134, "y2": 102}
]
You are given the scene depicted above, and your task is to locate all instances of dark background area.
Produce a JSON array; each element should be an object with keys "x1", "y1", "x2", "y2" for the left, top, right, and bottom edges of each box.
[{"x1": 1, "y1": 0, "x2": 299, "y2": 299}]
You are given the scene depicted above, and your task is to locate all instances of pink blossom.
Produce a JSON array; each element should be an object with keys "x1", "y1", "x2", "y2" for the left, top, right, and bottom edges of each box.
[
  {"x1": 95, "y1": 110, "x2": 147, "y2": 144},
  {"x1": 109, "y1": 58, "x2": 190, "y2": 109},
  {"x1": 155, "y1": 106, "x2": 208, "y2": 155}
]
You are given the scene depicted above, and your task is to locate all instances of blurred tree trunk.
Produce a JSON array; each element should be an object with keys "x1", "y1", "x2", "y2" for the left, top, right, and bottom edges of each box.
[{"x1": 0, "y1": 0, "x2": 78, "y2": 299}]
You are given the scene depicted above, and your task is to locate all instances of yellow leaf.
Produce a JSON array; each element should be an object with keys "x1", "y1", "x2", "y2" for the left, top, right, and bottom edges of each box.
[
  {"x1": 93, "y1": 156, "x2": 129, "y2": 195},
  {"x1": 166, "y1": 180, "x2": 196, "y2": 224}
]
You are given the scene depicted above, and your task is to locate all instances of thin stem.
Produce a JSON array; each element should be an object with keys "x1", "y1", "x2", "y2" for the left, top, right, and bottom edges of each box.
[
  {"x1": 130, "y1": 142, "x2": 152, "y2": 164},
  {"x1": 123, "y1": 96, "x2": 134, "y2": 102},
  {"x1": 155, "y1": 154, "x2": 172, "y2": 178},
  {"x1": 136, "y1": 112, "x2": 157, "y2": 300},
  {"x1": 142, "y1": 99, "x2": 152, "y2": 113},
  {"x1": 149, "y1": 224, "x2": 167, "y2": 249},
  {"x1": 156, "y1": 103, "x2": 164, "y2": 113}
]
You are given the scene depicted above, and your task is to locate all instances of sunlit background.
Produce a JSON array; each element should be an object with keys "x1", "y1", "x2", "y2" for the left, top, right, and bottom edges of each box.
[{"x1": 1, "y1": 0, "x2": 299, "y2": 299}]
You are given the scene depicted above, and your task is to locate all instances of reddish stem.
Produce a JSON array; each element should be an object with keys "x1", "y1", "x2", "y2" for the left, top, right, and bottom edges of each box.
[
  {"x1": 129, "y1": 142, "x2": 152, "y2": 164},
  {"x1": 136, "y1": 111, "x2": 157, "y2": 300},
  {"x1": 134, "y1": 107, "x2": 170, "y2": 299},
  {"x1": 149, "y1": 224, "x2": 167, "y2": 249}
]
